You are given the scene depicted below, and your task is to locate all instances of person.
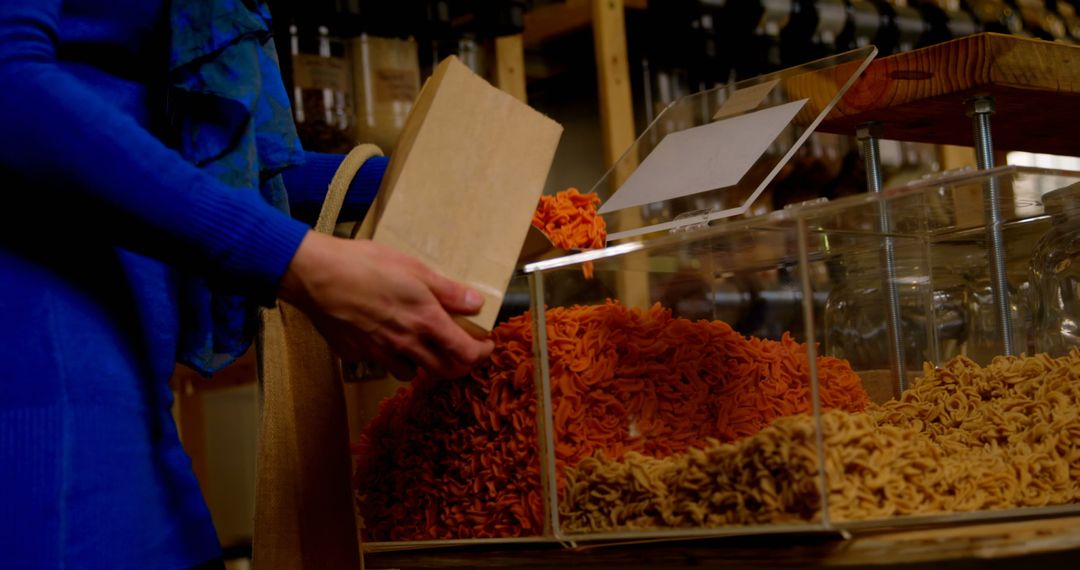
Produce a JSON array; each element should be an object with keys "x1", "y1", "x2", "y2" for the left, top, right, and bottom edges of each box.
[{"x1": 0, "y1": 1, "x2": 494, "y2": 568}]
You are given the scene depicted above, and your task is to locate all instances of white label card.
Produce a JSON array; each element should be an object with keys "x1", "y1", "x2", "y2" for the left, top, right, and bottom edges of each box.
[{"x1": 598, "y1": 99, "x2": 809, "y2": 215}]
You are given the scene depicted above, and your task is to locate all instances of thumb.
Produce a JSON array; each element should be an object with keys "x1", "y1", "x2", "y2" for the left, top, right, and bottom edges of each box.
[{"x1": 424, "y1": 271, "x2": 485, "y2": 315}]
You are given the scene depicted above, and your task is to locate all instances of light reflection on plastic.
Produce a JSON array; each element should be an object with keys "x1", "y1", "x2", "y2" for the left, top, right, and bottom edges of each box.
[
  {"x1": 1009, "y1": 152, "x2": 1080, "y2": 217},
  {"x1": 523, "y1": 241, "x2": 646, "y2": 274}
]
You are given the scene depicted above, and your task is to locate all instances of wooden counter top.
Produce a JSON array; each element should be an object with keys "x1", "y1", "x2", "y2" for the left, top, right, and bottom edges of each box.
[{"x1": 365, "y1": 514, "x2": 1080, "y2": 569}]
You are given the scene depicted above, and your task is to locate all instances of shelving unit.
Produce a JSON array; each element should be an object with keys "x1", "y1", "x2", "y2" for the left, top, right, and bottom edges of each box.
[
  {"x1": 816, "y1": 33, "x2": 1080, "y2": 157},
  {"x1": 801, "y1": 32, "x2": 1080, "y2": 383}
]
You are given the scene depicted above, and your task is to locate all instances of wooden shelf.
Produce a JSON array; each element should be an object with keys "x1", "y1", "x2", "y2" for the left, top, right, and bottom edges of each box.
[
  {"x1": 365, "y1": 515, "x2": 1080, "y2": 568},
  {"x1": 817, "y1": 33, "x2": 1080, "y2": 157},
  {"x1": 523, "y1": 0, "x2": 647, "y2": 46}
]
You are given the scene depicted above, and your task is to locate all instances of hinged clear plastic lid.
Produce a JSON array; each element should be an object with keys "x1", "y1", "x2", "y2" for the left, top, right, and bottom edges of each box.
[{"x1": 592, "y1": 46, "x2": 877, "y2": 242}]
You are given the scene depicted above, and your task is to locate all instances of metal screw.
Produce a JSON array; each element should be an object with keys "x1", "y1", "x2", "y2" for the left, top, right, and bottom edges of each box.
[
  {"x1": 855, "y1": 121, "x2": 884, "y2": 142},
  {"x1": 965, "y1": 95, "x2": 996, "y2": 118},
  {"x1": 857, "y1": 121, "x2": 907, "y2": 391},
  {"x1": 965, "y1": 95, "x2": 1015, "y2": 356}
]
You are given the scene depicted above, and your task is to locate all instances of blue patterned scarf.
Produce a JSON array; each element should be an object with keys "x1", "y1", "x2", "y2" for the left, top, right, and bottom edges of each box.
[{"x1": 168, "y1": 0, "x2": 304, "y2": 374}]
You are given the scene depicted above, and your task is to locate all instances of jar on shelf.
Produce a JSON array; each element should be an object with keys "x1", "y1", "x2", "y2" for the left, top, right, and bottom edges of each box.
[
  {"x1": 961, "y1": 220, "x2": 1044, "y2": 363},
  {"x1": 964, "y1": 0, "x2": 1027, "y2": 36},
  {"x1": 1030, "y1": 183, "x2": 1080, "y2": 357},
  {"x1": 1054, "y1": 0, "x2": 1080, "y2": 44},
  {"x1": 1006, "y1": 0, "x2": 1069, "y2": 41},
  {"x1": 824, "y1": 244, "x2": 970, "y2": 373},
  {"x1": 290, "y1": 21, "x2": 356, "y2": 153},
  {"x1": 348, "y1": 30, "x2": 421, "y2": 153}
]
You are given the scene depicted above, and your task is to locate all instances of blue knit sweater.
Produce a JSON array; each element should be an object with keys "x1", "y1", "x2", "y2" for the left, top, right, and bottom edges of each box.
[{"x1": 0, "y1": 1, "x2": 383, "y2": 567}]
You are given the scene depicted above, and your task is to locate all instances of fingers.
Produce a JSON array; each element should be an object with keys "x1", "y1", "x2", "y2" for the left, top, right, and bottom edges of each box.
[
  {"x1": 419, "y1": 268, "x2": 486, "y2": 316},
  {"x1": 302, "y1": 238, "x2": 494, "y2": 379},
  {"x1": 420, "y1": 311, "x2": 495, "y2": 373},
  {"x1": 365, "y1": 344, "x2": 418, "y2": 381},
  {"x1": 383, "y1": 339, "x2": 463, "y2": 380},
  {"x1": 316, "y1": 319, "x2": 419, "y2": 381},
  {"x1": 370, "y1": 308, "x2": 493, "y2": 379},
  {"x1": 415, "y1": 339, "x2": 472, "y2": 380}
]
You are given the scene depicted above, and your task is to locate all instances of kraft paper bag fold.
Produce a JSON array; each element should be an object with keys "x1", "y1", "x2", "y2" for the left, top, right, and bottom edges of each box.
[
  {"x1": 254, "y1": 145, "x2": 383, "y2": 570},
  {"x1": 357, "y1": 55, "x2": 563, "y2": 335}
]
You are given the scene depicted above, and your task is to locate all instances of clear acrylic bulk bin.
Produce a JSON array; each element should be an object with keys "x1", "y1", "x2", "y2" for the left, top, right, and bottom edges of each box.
[
  {"x1": 356, "y1": 46, "x2": 879, "y2": 549},
  {"x1": 524, "y1": 216, "x2": 855, "y2": 541},
  {"x1": 803, "y1": 165, "x2": 1080, "y2": 530},
  {"x1": 526, "y1": 166, "x2": 1080, "y2": 542},
  {"x1": 590, "y1": 47, "x2": 876, "y2": 242},
  {"x1": 353, "y1": 271, "x2": 560, "y2": 550}
]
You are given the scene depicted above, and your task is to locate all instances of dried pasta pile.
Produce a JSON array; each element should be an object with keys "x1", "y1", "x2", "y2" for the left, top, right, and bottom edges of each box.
[
  {"x1": 562, "y1": 351, "x2": 1080, "y2": 532},
  {"x1": 531, "y1": 188, "x2": 606, "y2": 277},
  {"x1": 354, "y1": 312, "x2": 542, "y2": 541},
  {"x1": 354, "y1": 302, "x2": 868, "y2": 541},
  {"x1": 546, "y1": 301, "x2": 867, "y2": 471}
]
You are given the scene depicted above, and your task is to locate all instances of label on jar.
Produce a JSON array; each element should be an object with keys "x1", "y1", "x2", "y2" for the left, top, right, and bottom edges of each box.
[
  {"x1": 293, "y1": 54, "x2": 351, "y2": 92},
  {"x1": 374, "y1": 68, "x2": 419, "y2": 103}
]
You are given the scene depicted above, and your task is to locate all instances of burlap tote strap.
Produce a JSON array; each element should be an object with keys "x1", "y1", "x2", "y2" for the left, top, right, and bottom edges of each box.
[{"x1": 254, "y1": 144, "x2": 383, "y2": 569}]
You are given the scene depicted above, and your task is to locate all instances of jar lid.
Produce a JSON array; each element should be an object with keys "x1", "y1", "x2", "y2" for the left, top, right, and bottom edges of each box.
[{"x1": 1042, "y1": 182, "x2": 1080, "y2": 216}]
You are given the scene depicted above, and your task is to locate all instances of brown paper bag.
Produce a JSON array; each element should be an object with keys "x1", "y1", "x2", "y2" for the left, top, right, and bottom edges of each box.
[
  {"x1": 356, "y1": 55, "x2": 563, "y2": 335},
  {"x1": 253, "y1": 144, "x2": 383, "y2": 570}
]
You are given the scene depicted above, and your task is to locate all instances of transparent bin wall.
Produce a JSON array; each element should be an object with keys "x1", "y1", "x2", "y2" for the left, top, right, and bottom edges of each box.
[
  {"x1": 793, "y1": 166, "x2": 1080, "y2": 530},
  {"x1": 354, "y1": 272, "x2": 552, "y2": 547},
  {"x1": 591, "y1": 47, "x2": 876, "y2": 241},
  {"x1": 527, "y1": 221, "x2": 856, "y2": 541}
]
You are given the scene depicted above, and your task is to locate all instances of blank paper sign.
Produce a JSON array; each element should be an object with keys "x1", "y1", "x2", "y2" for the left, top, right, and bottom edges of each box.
[{"x1": 599, "y1": 99, "x2": 808, "y2": 215}]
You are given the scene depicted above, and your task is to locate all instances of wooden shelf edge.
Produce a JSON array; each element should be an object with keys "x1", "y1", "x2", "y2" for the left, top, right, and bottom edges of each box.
[{"x1": 816, "y1": 33, "x2": 1080, "y2": 157}]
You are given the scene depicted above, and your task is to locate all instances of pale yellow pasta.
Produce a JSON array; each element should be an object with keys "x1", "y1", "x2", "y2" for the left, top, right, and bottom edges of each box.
[{"x1": 561, "y1": 350, "x2": 1080, "y2": 532}]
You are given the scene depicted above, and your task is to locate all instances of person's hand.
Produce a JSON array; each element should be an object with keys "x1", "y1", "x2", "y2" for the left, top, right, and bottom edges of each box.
[{"x1": 278, "y1": 231, "x2": 495, "y2": 380}]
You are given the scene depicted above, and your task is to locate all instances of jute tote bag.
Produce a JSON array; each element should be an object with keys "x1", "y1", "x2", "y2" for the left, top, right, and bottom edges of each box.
[{"x1": 253, "y1": 144, "x2": 382, "y2": 569}]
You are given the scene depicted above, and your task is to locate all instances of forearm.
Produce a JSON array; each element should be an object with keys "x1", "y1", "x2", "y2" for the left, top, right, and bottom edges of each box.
[
  {"x1": 282, "y1": 152, "x2": 388, "y2": 225},
  {"x1": 0, "y1": 0, "x2": 309, "y2": 297}
]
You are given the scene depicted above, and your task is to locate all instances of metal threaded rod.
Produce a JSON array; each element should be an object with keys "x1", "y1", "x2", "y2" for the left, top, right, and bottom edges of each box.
[
  {"x1": 967, "y1": 96, "x2": 1015, "y2": 357},
  {"x1": 858, "y1": 122, "x2": 907, "y2": 392}
]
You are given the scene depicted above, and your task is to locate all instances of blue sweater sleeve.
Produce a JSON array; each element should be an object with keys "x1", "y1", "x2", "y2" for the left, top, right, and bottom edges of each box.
[
  {"x1": 284, "y1": 152, "x2": 387, "y2": 226},
  {"x1": 0, "y1": 0, "x2": 310, "y2": 297}
]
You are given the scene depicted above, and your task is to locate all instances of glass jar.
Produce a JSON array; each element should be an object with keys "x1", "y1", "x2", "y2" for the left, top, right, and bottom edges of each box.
[
  {"x1": 350, "y1": 33, "x2": 421, "y2": 153},
  {"x1": 290, "y1": 22, "x2": 356, "y2": 153},
  {"x1": 824, "y1": 245, "x2": 970, "y2": 372},
  {"x1": 1007, "y1": 0, "x2": 1069, "y2": 41},
  {"x1": 965, "y1": 0, "x2": 1026, "y2": 35},
  {"x1": 961, "y1": 219, "x2": 1044, "y2": 363},
  {"x1": 1031, "y1": 183, "x2": 1080, "y2": 357},
  {"x1": 1054, "y1": 0, "x2": 1080, "y2": 44}
]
